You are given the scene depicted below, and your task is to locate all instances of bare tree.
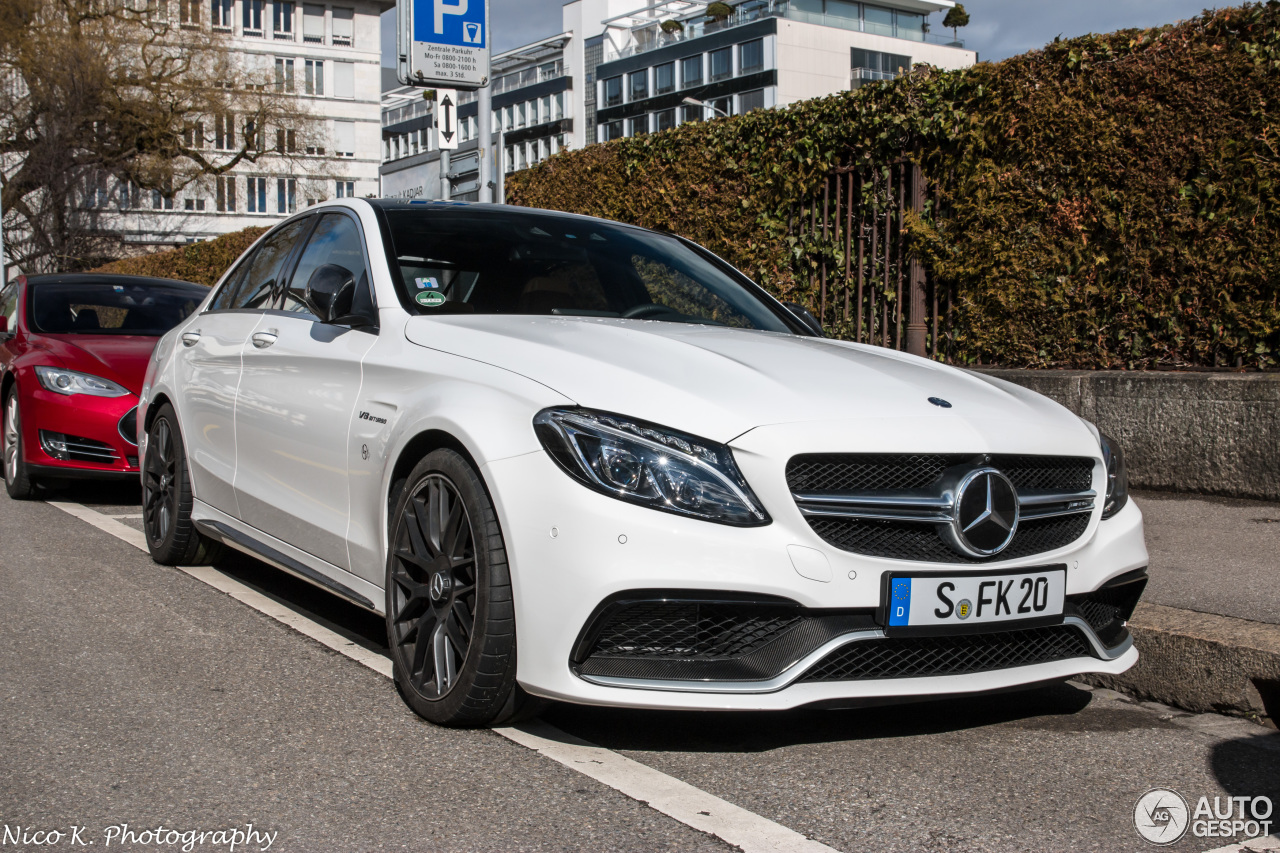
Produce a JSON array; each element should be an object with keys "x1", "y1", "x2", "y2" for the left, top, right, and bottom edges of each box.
[{"x1": 0, "y1": 0, "x2": 319, "y2": 272}]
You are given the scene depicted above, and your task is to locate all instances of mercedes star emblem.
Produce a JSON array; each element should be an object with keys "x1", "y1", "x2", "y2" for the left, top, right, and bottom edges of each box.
[{"x1": 947, "y1": 467, "x2": 1020, "y2": 557}]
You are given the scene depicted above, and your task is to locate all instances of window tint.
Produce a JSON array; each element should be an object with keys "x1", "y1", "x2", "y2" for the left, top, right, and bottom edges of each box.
[
  {"x1": 0, "y1": 284, "x2": 19, "y2": 332},
  {"x1": 29, "y1": 282, "x2": 205, "y2": 336},
  {"x1": 284, "y1": 213, "x2": 370, "y2": 316},
  {"x1": 222, "y1": 218, "x2": 310, "y2": 310}
]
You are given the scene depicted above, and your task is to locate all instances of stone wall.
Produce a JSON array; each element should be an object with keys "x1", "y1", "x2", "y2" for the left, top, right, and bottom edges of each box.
[{"x1": 975, "y1": 370, "x2": 1280, "y2": 501}]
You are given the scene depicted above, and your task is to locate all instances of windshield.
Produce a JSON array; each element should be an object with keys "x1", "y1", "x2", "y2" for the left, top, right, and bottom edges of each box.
[
  {"x1": 29, "y1": 281, "x2": 206, "y2": 336},
  {"x1": 383, "y1": 208, "x2": 793, "y2": 332}
]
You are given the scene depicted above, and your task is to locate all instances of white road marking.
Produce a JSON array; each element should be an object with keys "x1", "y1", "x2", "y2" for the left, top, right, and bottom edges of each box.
[{"x1": 48, "y1": 500, "x2": 842, "y2": 853}]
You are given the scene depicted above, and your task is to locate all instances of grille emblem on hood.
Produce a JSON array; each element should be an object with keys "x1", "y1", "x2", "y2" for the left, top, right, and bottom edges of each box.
[{"x1": 928, "y1": 397, "x2": 952, "y2": 408}]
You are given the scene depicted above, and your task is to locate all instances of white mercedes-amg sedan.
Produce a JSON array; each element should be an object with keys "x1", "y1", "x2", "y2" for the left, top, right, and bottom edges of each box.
[{"x1": 139, "y1": 199, "x2": 1148, "y2": 726}]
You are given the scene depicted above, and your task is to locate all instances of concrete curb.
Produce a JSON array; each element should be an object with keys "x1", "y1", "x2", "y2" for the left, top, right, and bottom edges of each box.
[{"x1": 1081, "y1": 603, "x2": 1280, "y2": 721}]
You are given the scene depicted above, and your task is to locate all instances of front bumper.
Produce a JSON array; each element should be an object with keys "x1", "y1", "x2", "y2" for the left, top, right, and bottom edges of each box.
[
  {"x1": 20, "y1": 383, "x2": 140, "y2": 479},
  {"x1": 482, "y1": 445, "x2": 1149, "y2": 711}
]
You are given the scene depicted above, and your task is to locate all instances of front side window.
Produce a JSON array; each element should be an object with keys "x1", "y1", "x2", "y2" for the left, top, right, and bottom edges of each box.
[
  {"x1": 29, "y1": 282, "x2": 205, "y2": 336},
  {"x1": 709, "y1": 47, "x2": 732, "y2": 81},
  {"x1": 383, "y1": 209, "x2": 793, "y2": 332},
  {"x1": 603, "y1": 76, "x2": 622, "y2": 107},
  {"x1": 284, "y1": 213, "x2": 370, "y2": 315},
  {"x1": 214, "y1": 218, "x2": 310, "y2": 310}
]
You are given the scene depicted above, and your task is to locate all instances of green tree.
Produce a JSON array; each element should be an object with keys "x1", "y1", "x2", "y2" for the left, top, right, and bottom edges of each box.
[
  {"x1": 942, "y1": 4, "x2": 970, "y2": 41},
  {"x1": 706, "y1": 2, "x2": 732, "y2": 22}
]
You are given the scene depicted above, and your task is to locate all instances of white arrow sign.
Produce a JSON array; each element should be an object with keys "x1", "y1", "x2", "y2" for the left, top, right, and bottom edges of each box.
[{"x1": 436, "y1": 88, "x2": 458, "y2": 150}]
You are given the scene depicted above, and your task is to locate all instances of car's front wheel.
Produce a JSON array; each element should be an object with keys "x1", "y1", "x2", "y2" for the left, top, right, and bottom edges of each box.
[
  {"x1": 3, "y1": 390, "x2": 38, "y2": 500},
  {"x1": 386, "y1": 449, "x2": 539, "y2": 727},
  {"x1": 142, "y1": 404, "x2": 221, "y2": 566}
]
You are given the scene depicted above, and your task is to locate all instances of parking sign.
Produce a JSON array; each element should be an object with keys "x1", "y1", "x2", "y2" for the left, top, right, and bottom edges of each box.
[{"x1": 403, "y1": 0, "x2": 490, "y2": 89}]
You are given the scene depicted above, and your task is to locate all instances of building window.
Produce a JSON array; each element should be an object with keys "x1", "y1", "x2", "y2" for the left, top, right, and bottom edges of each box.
[
  {"x1": 302, "y1": 3, "x2": 324, "y2": 43},
  {"x1": 184, "y1": 197, "x2": 206, "y2": 211},
  {"x1": 851, "y1": 48, "x2": 911, "y2": 85},
  {"x1": 273, "y1": 0, "x2": 294, "y2": 39},
  {"x1": 333, "y1": 61, "x2": 354, "y2": 98},
  {"x1": 211, "y1": 0, "x2": 232, "y2": 28},
  {"x1": 894, "y1": 10, "x2": 925, "y2": 40},
  {"x1": 275, "y1": 128, "x2": 298, "y2": 153},
  {"x1": 336, "y1": 180, "x2": 355, "y2": 198},
  {"x1": 709, "y1": 47, "x2": 731, "y2": 81},
  {"x1": 178, "y1": 0, "x2": 199, "y2": 26},
  {"x1": 740, "y1": 39, "x2": 764, "y2": 74},
  {"x1": 151, "y1": 187, "x2": 174, "y2": 210},
  {"x1": 863, "y1": 3, "x2": 894, "y2": 35},
  {"x1": 304, "y1": 59, "x2": 324, "y2": 95},
  {"x1": 247, "y1": 177, "x2": 267, "y2": 212},
  {"x1": 654, "y1": 108, "x2": 675, "y2": 132},
  {"x1": 601, "y1": 120, "x2": 623, "y2": 142},
  {"x1": 628, "y1": 70, "x2": 648, "y2": 102},
  {"x1": 681, "y1": 55, "x2": 702, "y2": 88},
  {"x1": 216, "y1": 176, "x2": 236, "y2": 212},
  {"x1": 333, "y1": 119, "x2": 355, "y2": 156},
  {"x1": 711, "y1": 96, "x2": 732, "y2": 117},
  {"x1": 628, "y1": 116, "x2": 647, "y2": 137},
  {"x1": 331, "y1": 7, "x2": 353, "y2": 45},
  {"x1": 515, "y1": 101, "x2": 526, "y2": 128},
  {"x1": 603, "y1": 76, "x2": 622, "y2": 108},
  {"x1": 243, "y1": 0, "x2": 263, "y2": 34},
  {"x1": 277, "y1": 178, "x2": 296, "y2": 213},
  {"x1": 738, "y1": 89, "x2": 765, "y2": 113},
  {"x1": 275, "y1": 57, "x2": 295, "y2": 92},
  {"x1": 681, "y1": 104, "x2": 703, "y2": 123},
  {"x1": 654, "y1": 62, "x2": 674, "y2": 95}
]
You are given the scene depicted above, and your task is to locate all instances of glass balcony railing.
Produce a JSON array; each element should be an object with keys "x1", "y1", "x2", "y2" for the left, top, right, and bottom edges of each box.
[{"x1": 604, "y1": 1, "x2": 964, "y2": 62}]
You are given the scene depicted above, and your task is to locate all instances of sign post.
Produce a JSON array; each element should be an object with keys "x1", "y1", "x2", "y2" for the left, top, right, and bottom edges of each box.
[{"x1": 403, "y1": 0, "x2": 491, "y2": 89}]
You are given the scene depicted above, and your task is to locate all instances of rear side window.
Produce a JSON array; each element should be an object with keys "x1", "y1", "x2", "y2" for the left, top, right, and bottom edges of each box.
[
  {"x1": 284, "y1": 213, "x2": 370, "y2": 315},
  {"x1": 211, "y1": 218, "x2": 310, "y2": 311}
]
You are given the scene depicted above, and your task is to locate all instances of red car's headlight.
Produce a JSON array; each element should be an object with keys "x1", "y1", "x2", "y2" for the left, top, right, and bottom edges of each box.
[{"x1": 34, "y1": 366, "x2": 130, "y2": 398}]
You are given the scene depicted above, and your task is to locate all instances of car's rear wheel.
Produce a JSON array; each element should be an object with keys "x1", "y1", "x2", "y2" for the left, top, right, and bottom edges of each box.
[
  {"x1": 142, "y1": 404, "x2": 221, "y2": 565},
  {"x1": 3, "y1": 391, "x2": 38, "y2": 500},
  {"x1": 386, "y1": 449, "x2": 540, "y2": 727}
]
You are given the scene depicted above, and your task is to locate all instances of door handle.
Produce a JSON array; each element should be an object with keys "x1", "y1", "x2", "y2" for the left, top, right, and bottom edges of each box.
[
  {"x1": 251, "y1": 330, "x2": 278, "y2": 349},
  {"x1": 181, "y1": 331, "x2": 201, "y2": 347}
]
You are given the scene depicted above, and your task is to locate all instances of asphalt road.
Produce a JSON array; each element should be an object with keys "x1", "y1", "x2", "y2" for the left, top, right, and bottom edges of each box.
[{"x1": 2, "y1": 482, "x2": 1278, "y2": 853}]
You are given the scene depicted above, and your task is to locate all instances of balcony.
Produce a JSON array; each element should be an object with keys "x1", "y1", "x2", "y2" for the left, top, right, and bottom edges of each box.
[
  {"x1": 492, "y1": 60, "x2": 566, "y2": 97},
  {"x1": 604, "y1": 1, "x2": 964, "y2": 62}
]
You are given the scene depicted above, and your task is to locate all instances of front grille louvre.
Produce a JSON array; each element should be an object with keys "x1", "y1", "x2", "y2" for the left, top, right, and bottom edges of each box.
[
  {"x1": 39, "y1": 431, "x2": 120, "y2": 464},
  {"x1": 799, "y1": 625, "x2": 1096, "y2": 682},
  {"x1": 789, "y1": 453, "x2": 1094, "y2": 562},
  {"x1": 589, "y1": 601, "x2": 804, "y2": 660},
  {"x1": 806, "y1": 512, "x2": 1090, "y2": 564}
]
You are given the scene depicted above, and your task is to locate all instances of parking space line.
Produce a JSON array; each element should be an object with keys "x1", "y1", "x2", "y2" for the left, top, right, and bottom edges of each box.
[{"x1": 47, "y1": 500, "x2": 842, "y2": 853}]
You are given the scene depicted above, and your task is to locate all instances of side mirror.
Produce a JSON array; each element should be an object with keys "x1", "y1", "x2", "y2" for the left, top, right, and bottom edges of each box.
[
  {"x1": 305, "y1": 264, "x2": 356, "y2": 324},
  {"x1": 784, "y1": 302, "x2": 824, "y2": 337}
]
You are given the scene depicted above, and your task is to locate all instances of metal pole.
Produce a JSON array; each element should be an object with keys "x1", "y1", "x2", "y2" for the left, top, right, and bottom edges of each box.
[
  {"x1": 495, "y1": 125, "x2": 505, "y2": 204},
  {"x1": 905, "y1": 163, "x2": 928, "y2": 357},
  {"x1": 440, "y1": 150, "x2": 451, "y2": 200},
  {"x1": 477, "y1": 85, "x2": 493, "y2": 203}
]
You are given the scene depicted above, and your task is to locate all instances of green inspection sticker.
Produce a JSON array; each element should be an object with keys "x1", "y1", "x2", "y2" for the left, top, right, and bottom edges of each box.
[{"x1": 415, "y1": 291, "x2": 447, "y2": 308}]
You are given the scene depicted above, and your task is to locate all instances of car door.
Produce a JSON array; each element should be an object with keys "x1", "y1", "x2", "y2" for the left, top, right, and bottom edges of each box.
[
  {"x1": 176, "y1": 218, "x2": 311, "y2": 515},
  {"x1": 232, "y1": 211, "x2": 378, "y2": 570}
]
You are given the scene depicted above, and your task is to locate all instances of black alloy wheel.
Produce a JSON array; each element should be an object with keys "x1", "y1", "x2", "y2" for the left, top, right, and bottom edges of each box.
[
  {"x1": 386, "y1": 449, "x2": 541, "y2": 726},
  {"x1": 3, "y1": 390, "x2": 37, "y2": 499},
  {"x1": 142, "y1": 404, "x2": 221, "y2": 566}
]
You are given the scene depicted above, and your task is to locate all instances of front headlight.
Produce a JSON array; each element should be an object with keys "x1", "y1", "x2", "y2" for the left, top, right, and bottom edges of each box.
[
  {"x1": 34, "y1": 366, "x2": 130, "y2": 398},
  {"x1": 533, "y1": 408, "x2": 770, "y2": 527},
  {"x1": 1099, "y1": 432, "x2": 1129, "y2": 519}
]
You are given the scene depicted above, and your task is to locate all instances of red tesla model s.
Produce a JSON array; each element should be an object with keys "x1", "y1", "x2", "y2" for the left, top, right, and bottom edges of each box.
[{"x1": 1, "y1": 273, "x2": 207, "y2": 498}]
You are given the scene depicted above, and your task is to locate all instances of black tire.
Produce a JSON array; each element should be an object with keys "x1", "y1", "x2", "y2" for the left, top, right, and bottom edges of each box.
[
  {"x1": 3, "y1": 389, "x2": 38, "y2": 500},
  {"x1": 142, "y1": 404, "x2": 222, "y2": 566},
  {"x1": 385, "y1": 449, "x2": 542, "y2": 727}
]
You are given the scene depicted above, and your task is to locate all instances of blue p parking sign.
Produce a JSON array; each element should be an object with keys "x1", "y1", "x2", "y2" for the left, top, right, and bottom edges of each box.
[{"x1": 403, "y1": 0, "x2": 490, "y2": 88}]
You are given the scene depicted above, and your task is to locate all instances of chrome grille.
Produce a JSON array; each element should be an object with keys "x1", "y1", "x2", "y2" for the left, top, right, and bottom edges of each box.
[{"x1": 789, "y1": 453, "x2": 1096, "y2": 562}]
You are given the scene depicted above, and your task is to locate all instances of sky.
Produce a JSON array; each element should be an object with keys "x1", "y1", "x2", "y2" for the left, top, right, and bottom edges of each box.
[{"x1": 380, "y1": 0, "x2": 1220, "y2": 68}]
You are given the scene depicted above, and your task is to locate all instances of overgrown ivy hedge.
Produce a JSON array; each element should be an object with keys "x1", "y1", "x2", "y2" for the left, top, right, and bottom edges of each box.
[
  {"x1": 92, "y1": 227, "x2": 267, "y2": 286},
  {"x1": 510, "y1": 4, "x2": 1280, "y2": 369}
]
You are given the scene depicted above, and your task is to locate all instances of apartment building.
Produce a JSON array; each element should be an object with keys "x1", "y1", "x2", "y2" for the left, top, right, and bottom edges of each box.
[
  {"x1": 111, "y1": 0, "x2": 391, "y2": 248},
  {"x1": 379, "y1": 0, "x2": 974, "y2": 200}
]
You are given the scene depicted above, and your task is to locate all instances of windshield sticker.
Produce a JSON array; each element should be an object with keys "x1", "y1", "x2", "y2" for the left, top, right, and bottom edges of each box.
[
  {"x1": 415, "y1": 277, "x2": 440, "y2": 290},
  {"x1": 415, "y1": 291, "x2": 447, "y2": 308}
]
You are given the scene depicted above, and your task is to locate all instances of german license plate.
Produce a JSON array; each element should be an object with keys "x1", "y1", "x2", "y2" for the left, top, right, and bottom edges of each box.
[{"x1": 881, "y1": 566, "x2": 1067, "y2": 636}]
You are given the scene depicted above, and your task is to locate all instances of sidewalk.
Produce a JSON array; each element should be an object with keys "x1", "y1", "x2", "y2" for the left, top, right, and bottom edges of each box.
[{"x1": 1087, "y1": 491, "x2": 1280, "y2": 723}]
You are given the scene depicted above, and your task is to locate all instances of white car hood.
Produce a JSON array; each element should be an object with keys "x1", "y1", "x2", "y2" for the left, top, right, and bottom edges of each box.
[{"x1": 404, "y1": 316, "x2": 1084, "y2": 445}]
